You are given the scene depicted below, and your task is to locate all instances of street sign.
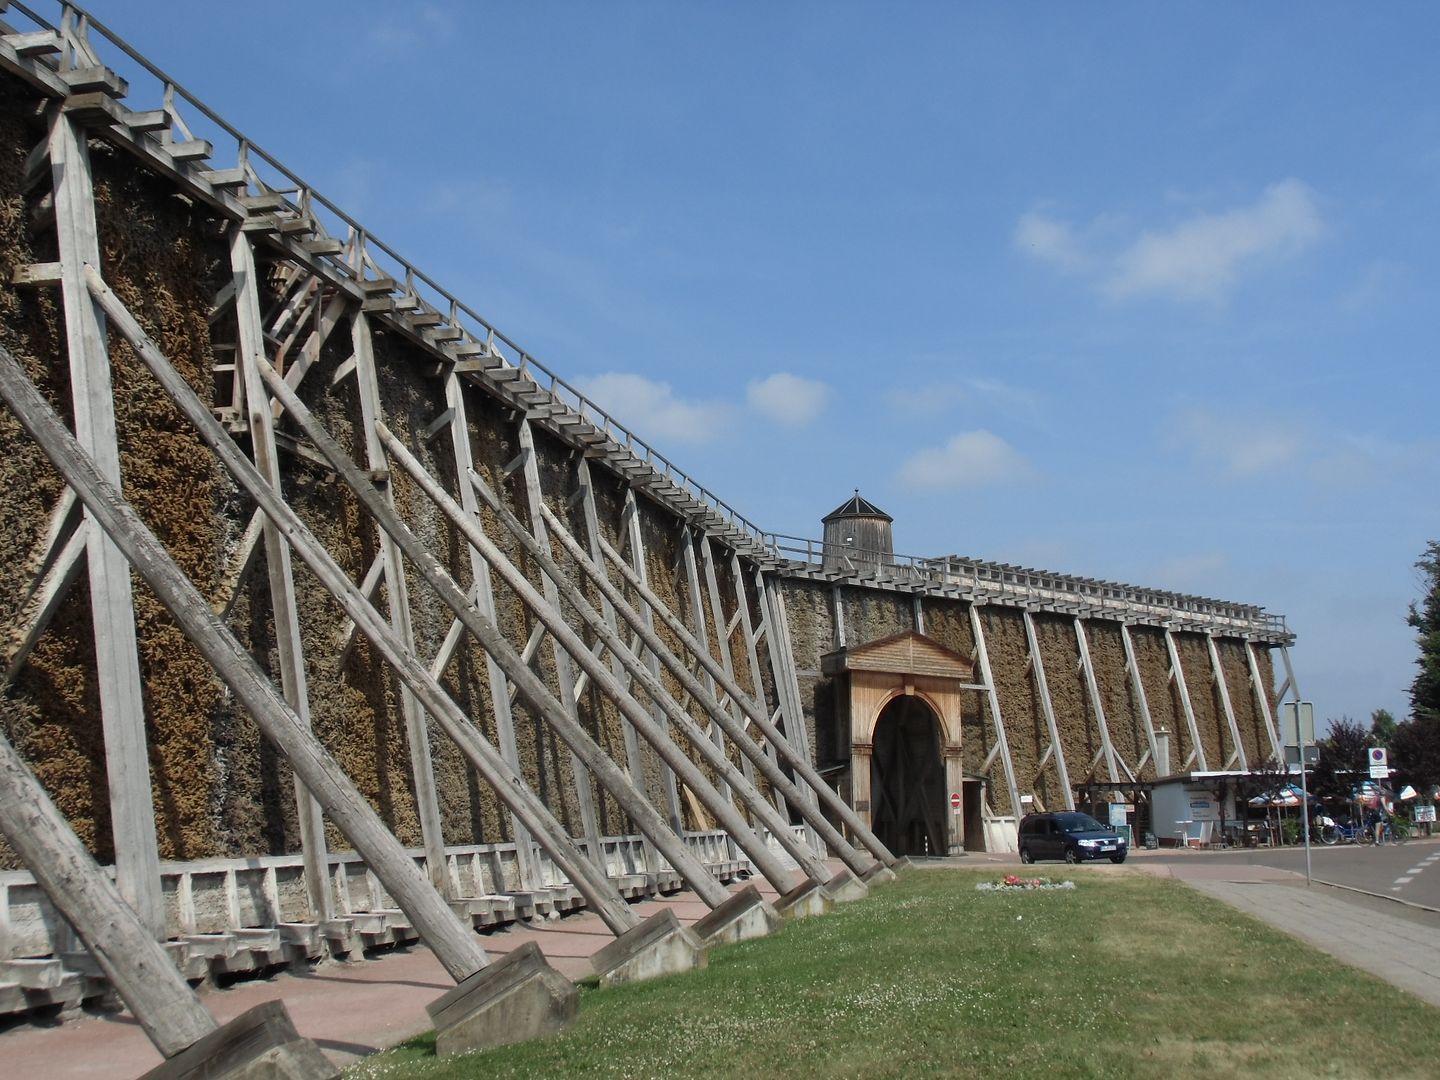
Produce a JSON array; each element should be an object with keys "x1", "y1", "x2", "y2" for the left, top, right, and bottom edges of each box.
[
  {"x1": 1369, "y1": 747, "x2": 1389, "y2": 779},
  {"x1": 1284, "y1": 744, "x2": 1320, "y2": 766},
  {"x1": 1280, "y1": 701, "x2": 1315, "y2": 747},
  {"x1": 949, "y1": 792, "x2": 961, "y2": 812}
]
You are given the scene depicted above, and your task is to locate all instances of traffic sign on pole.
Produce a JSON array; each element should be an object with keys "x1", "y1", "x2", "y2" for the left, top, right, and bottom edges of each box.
[{"x1": 1369, "y1": 747, "x2": 1389, "y2": 779}]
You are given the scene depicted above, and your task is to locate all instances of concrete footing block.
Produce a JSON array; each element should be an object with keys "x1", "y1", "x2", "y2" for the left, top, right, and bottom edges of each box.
[
  {"x1": 427, "y1": 941, "x2": 579, "y2": 1057},
  {"x1": 774, "y1": 876, "x2": 833, "y2": 920},
  {"x1": 140, "y1": 1001, "x2": 337, "y2": 1080},
  {"x1": 822, "y1": 869, "x2": 869, "y2": 903},
  {"x1": 891, "y1": 856, "x2": 914, "y2": 871},
  {"x1": 860, "y1": 862, "x2": 897, "y2": 885},
  {"x1": 690, "y1": 884, "x2": 780, "y2": 947},
  {"x1": 590, "y1": 908, "x2": 707, "y2": 987}
]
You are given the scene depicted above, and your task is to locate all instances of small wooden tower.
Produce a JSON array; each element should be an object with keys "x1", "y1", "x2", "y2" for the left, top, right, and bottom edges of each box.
[{"x1": 822, "y1": 491, "x2": 894, "y2": 571}]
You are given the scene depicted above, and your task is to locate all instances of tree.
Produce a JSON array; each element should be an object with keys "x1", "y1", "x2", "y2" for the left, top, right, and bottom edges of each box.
[
  {"x1": 1371, "y1": 708, "x2": 1398, "y2": 745},
  {"x1": 1409, "y1": 542, "x2": 1440, "y2": 727},
  {"x1": 1392, "y1": 543, "x2": 1440, "y2": 792},
  {"x1": 1311, "y1": 717, "x2": 1367, "y2": 803}
]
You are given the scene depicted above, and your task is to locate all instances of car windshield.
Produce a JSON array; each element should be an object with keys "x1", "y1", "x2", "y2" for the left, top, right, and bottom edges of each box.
[{"x1": 1057, "y1": 813, "x2": 1107, "y2": 833}]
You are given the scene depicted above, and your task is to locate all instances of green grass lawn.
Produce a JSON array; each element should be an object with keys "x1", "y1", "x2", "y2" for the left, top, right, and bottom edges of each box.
[{"x1": 344, "y1": 869, "x2": 1440, "y2": 1079}]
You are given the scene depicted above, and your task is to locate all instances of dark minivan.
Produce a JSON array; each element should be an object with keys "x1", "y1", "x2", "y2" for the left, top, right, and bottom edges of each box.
[{"x1": 1018, "y1": 811, "x2": 1127, "y2": 864}]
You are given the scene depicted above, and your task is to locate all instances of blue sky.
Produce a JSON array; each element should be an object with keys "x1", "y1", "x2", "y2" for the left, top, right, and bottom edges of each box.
[{"x1": 88, "y1": 2, "x2": 1439, "y2": 731}]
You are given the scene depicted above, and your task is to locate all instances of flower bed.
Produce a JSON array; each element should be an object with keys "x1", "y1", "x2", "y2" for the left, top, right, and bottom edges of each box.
[{"x1": 975, "y1": 874, "x2": 1077, "y2": 893}]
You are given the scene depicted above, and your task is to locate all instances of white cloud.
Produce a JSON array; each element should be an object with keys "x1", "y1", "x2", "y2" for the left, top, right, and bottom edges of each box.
[
  {"x1": 573, "y1": 373, "x2": 730, "y2": 444},
  {"x1": 897, "y1": 430, "x2": 1033, "y2": 491},
  {"x1": 1013, "y1": 211, "x2": 1089, "y2": 274},
  {"x1": 1168, "y1": 406, "x2": 1304, "y2": 478},
  {"x1": 886, "y1": 376, "x2": 1041, "y2": 422},
  {"x1": 746, "y1": 372, "x2": 833, "y2": 427},
  {"x1": 1015, "y1": 179, "x2": 1324, "y2": 303}
]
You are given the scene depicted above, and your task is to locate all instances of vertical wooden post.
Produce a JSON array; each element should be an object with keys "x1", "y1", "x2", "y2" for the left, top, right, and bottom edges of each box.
[
  {"x1": 48, "y1": 108, "x2": 164, "y2": 938},
  {"x1": 443, "y1": 373, "x2": 542, "y2": 890},
  {"x1": 1023, "y1": 610, "x2": 1073, "y2": 809},
  {"x1": 969, "y1": 604, "x2": 1022, "y2": 824},
  {"x1": 620, "y1": 488, "x2": 685, "y2": 833},
  {"x1": 1165, "y1": 628, "x2": 1207, "y2": 771},
  {"x1": 1206, "y1": 633, "x2": 1248, "y2": 771},
  {"x1": 230, "y1": 229, "x2": 332, "y2": 922},
  {"x1": 351, "y1": 311, "x2": 450, "y2": 896},
  {"x1": 515, "y1": 418, "x2": 604, "y2": 866}
]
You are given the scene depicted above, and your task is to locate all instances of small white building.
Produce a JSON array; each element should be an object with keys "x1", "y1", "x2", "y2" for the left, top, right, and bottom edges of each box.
[{"x1": 1151, "y1": 772, "x2": 1247, "y2": 847}]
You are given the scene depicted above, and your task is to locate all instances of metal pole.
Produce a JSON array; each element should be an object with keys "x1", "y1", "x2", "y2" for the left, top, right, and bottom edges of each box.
[{"x1": 1294, "y1": 688, "x2": 1312, "y2": 887}]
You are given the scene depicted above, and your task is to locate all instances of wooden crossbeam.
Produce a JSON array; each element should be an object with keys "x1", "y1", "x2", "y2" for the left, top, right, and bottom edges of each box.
[{"x1": 4, "y1": 518, "x2": 89, "y2": 684}]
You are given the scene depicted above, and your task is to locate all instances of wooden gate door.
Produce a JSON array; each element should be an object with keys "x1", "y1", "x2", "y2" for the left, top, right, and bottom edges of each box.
[{"x1": 869, "y1": 696, "x2": 946, "y2": 856}]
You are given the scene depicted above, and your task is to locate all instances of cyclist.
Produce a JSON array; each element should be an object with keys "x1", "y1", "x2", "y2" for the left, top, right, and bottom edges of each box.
[{"x1": 1369, "y1": 803, "x2": 1390, "y2": 846}]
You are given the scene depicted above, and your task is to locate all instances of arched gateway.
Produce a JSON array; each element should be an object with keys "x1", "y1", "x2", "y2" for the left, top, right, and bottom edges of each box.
[{"x1": 821, "y1": 632, "x2": 979, "y2": 855}]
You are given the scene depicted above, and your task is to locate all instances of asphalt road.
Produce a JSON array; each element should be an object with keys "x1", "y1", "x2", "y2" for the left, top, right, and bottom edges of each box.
[{"x1": 1142, "y1": 837, "x2": 1440, "y2": 909}]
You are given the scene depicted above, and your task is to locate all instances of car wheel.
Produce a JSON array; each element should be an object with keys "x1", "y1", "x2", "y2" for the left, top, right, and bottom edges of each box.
[
  {"x1": 1109, "y1": 854, "x2": 1126, "y2": 864},
  {"x1": 1063, "y1": 847, "x2": 1081, "y2": 865},
  {"x1": 1019, "y1": 846, "x2": 1034, "y2": 864}
]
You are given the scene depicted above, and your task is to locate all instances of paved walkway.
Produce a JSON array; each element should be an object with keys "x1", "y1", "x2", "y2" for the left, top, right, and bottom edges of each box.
[
  {"x1": 9, "y1": 850, "x2": 1440, "y2": 1076},
  {"x1": 1132, "y1": 853, "x2": 1440, "y2": 1008}
]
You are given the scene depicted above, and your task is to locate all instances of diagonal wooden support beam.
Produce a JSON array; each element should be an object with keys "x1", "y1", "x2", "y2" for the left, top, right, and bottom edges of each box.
[
  {"x1": 1165, "y1": 628, "x2": 1207, "y2": 771},
  {"x1": 572, "y1": 458, "x2": 659, "y2": 877},
  {"x1": 1247, "y1": 641, "x2": 1283, "y2": 763},
  {"x1": 1022, "y1": 609, "x2": 1072, "y2": 809},
  {"x1": 567, "y1": 515, "x2": 894, "y2": 870},
  {"x1": 731, "y1": 551, "x2": 787, "y2": 817},
  {"x1": 0, "y1": 722, "x2": 218, "y2": 1058},
  {"x1": 0, "y1": 339, "x2": 492, "y2": 983},
  {"x1": 1074, "y1": 618, "x2": 1127, "y2": 783},
  {"x1": 378, "y1": 438, "x2": 802, "y2": 893},
  {"x1": 442, "y1": 373, "x2": 542, "y2": 891},
  {"x1": 4, "y1": 517, "x2": 88, "y2": 684},
  {"x1": 514, "y1": 418, "x2": 604, "y2": 868},
  {"x1": 1206, "y1": 633, "x2": 1248, "y2": 771},
  {"x1": 351, "y1": 309, "x2": 449, "y2": 896},
  {"x1": 618, "y1": 487, "x2": 686, "y2": 835},
  {"x1": 452, "y1": 467, "x2": 858, "y2": 884},
  {"x1": 970, "y1": 605, "x2": 1023, "y2": 824},
  {"x1": 1119, "y1": 623, "x2": 1162, "y2": 778},
  {"x1": 84, "y1": 267, "x2": 639, "y2": 938}
]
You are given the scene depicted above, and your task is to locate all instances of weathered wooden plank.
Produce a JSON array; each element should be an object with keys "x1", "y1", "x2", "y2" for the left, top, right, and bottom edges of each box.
[{"x1": 49, "y1": 107, "x2": 165, "y2": 938}]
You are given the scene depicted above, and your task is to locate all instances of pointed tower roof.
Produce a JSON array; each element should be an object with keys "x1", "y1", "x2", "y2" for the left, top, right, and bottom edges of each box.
[{"x1": 822, "y1": 489, "x2": 892, "y2": 523}]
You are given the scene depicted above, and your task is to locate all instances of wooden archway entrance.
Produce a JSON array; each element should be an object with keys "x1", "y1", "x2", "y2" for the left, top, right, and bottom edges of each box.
[
  {"x1": 870, "y1": 694, "x2": 946, "y2": 856},
  {"x1": 821, "y1": 631, "x2": 975, "y2": 854}
]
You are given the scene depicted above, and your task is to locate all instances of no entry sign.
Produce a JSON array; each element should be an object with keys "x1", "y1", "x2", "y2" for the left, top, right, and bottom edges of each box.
[{"x1": 949, "y1": 792, "x2": 962, "y2": 811}]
